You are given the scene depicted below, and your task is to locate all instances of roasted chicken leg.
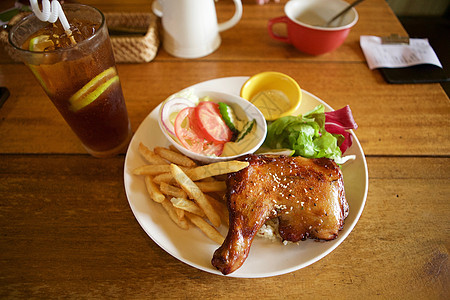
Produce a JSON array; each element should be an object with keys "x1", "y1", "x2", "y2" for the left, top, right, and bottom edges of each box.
[{"x1": 211, "y1": 154, "x2": 349, "y2": 275}]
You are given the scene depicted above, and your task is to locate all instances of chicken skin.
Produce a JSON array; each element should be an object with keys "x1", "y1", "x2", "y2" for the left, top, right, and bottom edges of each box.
[{"x1": 211, "y1": 154, "x2": 348, "y2": 275}]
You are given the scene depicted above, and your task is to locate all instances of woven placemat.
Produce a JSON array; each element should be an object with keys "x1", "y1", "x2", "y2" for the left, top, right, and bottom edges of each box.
[
  {"x1": 105, "y1": 12, "x2": 159, "y2": 63},
  {"x1": 0, "y1": 12, "x2": 159, "y2": 63}
]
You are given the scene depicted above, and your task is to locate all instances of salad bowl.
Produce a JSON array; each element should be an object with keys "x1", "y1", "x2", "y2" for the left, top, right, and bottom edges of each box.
[{"x1": 158, "y1": 89, "x2": 267, "y2": 164}]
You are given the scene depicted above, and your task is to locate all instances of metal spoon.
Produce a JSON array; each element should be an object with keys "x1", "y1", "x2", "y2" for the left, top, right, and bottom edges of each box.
[{"x1": 324, "y1": 0, "x2": 365, "y2": 27}]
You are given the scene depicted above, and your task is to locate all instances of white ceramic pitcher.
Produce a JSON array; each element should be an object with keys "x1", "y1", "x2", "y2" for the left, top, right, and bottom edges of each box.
[{"x1": 152, "y1": 0, "x2": 243, "y2": 58}]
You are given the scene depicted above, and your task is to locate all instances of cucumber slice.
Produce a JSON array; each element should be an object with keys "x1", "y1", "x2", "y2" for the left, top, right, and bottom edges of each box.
[
  {"x1": 236, "y1": 119, "x2": 256, "y2": 142},
  {"x1": 218, "y1": 102, "x2": 239, "y2": 133}
]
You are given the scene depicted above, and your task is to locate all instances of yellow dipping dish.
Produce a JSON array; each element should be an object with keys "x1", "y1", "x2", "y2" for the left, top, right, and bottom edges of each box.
[{"x1": 240, "y1": 71, "x2": 302, "y2": 121}]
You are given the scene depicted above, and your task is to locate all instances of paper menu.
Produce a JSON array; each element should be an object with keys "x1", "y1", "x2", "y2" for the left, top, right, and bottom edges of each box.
[{"x1": 360, "y1": 35, "x2": 443, "y2": 70}]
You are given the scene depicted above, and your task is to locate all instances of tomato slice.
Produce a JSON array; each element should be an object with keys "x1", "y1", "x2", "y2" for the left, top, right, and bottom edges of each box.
[
  {"x1": 202, "y1": 142, "x2": 224, "y2": 156},
  {"x1": 174, "y1": 106, "x2": 225, "y2": 156},
  {"x1": 194, "y1": 102, "x2": 232, "y2": 143},
  {"x1": 174, "y1": 107, "x2": 205, "y2": 153}
]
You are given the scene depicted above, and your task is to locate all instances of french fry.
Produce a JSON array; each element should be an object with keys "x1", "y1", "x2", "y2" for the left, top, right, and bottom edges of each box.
[
  {"x1": 155, "y1": 146, "x2": 197, "y2": 167},
  {"x1": 139, "y1": 143, "x2": 168, "y2": 165},
  {"x1": 161, "y1": 198, "x2": 189, "y2": 230},
  {"x1": 198, "y1": 176, "x2": 216, "y2": 182},
  {"x1": 135, "y1": 145, "x2": 237, "y2": 243},
  {"x1": 170, "y1": 164, "x2": 221, "y2": 227},
  {"x1": 170, "y1": 197, "x2": 205, "y2": 217},
  {"x1": 195, "y1": 181, "x2": 227, "y2": 193},
  {"x1": 168, "y1": 145, "x2": 181, "y2": 154},
  {"x1": 151, "y1": 165, "x2": 192, "y2": 184},
  {"x1": 160, "y1": 182, "x2": 187, "y2": 198},
  {"x1": 144, "y1": 176, "x2": 165, "y2": 203},
  {"x1": 185, "y1": 212, "x2": 224, "y2": 244},
  {"x1": 205, "y1": 194, "x2": 229, "y2": 226},
  {"x1": 152, "y1": 172, "x2": 174, "y2": 184},
  {"x1": 174, "y1": 206, "x2": 185, "y2": 221},
  {"x1": 185, "y1": 161, "x2": 249, "y2": 181},
  {"x1": 132, "y1": 164, "x2": 171, "y2": 176}
]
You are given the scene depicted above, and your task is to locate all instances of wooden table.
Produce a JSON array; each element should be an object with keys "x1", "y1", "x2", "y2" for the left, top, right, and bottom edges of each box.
[{"x1": 1, "y1": 0, "x2": 448, "y2": 298}]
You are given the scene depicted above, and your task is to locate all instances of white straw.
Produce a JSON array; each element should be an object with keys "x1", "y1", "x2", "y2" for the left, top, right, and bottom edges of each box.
[
  {"x1": 29, "y1": 0, "x2": 71, "y2": 32},
  {"x1": 55, "y1": 2, "x2": 70, "y2": 31}
]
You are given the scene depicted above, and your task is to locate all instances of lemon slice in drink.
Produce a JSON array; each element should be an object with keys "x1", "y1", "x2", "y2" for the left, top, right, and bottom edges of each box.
[
  {"x1": 29, "y1": 35, "x2": 55, "y2": 52},
  {"x1": 69, "y1": 67, "x2": 118, "y2": 112}
]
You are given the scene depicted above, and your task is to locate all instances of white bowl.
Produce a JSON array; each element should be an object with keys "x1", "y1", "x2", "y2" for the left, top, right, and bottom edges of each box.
[{"x1": 158, "y1": 90, "x2": 267, "y2": 164}]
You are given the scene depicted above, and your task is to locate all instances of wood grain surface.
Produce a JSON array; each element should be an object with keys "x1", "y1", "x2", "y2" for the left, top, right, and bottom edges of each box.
[
  {"x1": 1, "y1": 155, "x2": 448, "y2": 298},
  {"x1": 1, "y1": 62, "x2": 448, "y2": 156},
  {"x1": 0, "y1": 0, "x2": 448, "y2": 298}
]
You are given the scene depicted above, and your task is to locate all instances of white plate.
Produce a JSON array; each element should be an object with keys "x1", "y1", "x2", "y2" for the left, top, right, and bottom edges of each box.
[{"x1": 124, "y1": 76, "x2": 368, "y2": 278}]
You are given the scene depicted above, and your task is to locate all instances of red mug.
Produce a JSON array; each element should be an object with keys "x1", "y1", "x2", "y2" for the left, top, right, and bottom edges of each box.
[{"x1": 268, "y1": 0, "x2": 358, "y2": 55}]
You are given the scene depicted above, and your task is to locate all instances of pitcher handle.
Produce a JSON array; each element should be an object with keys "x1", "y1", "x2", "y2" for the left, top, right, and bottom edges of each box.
[
  {"x1": 152, "y1": 0, "x2": 163, "y2": 17},
  {"x1": 218, "y1": 0, "x2": 243, "y2": 32}
]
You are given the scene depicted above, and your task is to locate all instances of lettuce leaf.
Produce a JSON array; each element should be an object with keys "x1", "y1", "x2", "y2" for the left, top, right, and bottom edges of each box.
[{"x1": 264, "y1": 105, "x2": 343, "y2": 161}]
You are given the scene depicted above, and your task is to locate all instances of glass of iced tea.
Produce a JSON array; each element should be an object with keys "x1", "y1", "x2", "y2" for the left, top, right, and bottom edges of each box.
[{"x1": 8, "y1": 4, "x2": 131, "y2": 158}]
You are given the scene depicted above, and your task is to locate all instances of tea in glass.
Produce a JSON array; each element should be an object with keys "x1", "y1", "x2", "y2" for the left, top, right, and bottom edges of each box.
[{"x1": 9, "y1": 4, "x2": 131, "y2": 157}]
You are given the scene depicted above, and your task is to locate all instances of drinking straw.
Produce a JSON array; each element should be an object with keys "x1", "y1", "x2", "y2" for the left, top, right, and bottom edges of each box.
[{"x1": 29, "y1": 0, "x2": 76, "y2": 44}]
